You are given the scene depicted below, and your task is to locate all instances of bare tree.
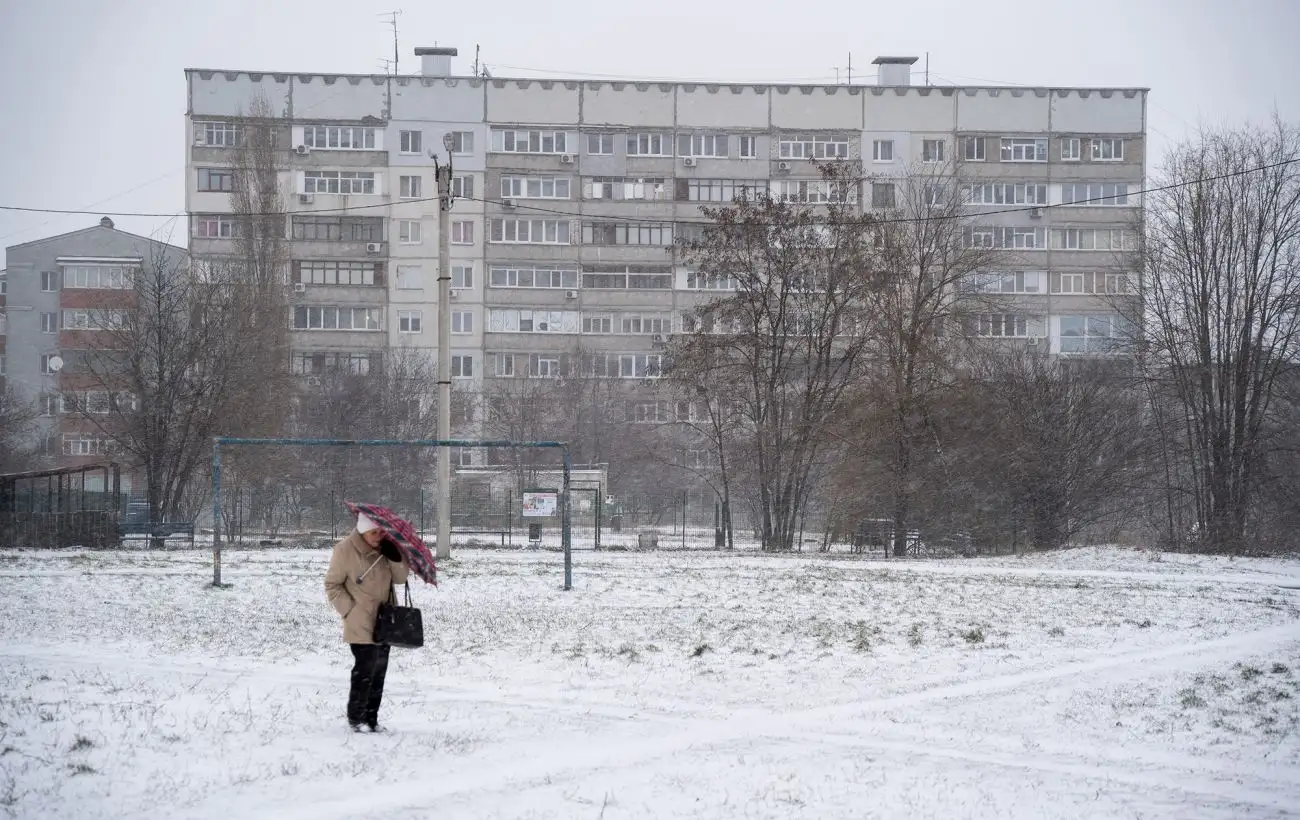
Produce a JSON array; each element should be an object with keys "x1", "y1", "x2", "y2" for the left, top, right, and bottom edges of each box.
[
  {"x1": 1140, "y1": 118, "x2": 1300, "y2": 554},
  {"x1": 0, "y1": 392, "x2": 37, "y2": 472}
]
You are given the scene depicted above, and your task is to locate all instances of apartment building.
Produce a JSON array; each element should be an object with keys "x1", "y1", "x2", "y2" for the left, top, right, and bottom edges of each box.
[
  {"x1": 184, "y1": 51, "x2": 1147, "y2": 460},
  {"x1": 2, "y1": 219, "x2": 187, "y2": 488}
]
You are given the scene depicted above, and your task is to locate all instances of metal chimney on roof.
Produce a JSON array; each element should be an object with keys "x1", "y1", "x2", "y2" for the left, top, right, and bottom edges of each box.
[
  {"x1": 872, "y1": 56, "x2": 918, "y2": 86},
  {"x1": 99, "y1": 216, "x2": 115, "y2": 229},
  {"x1": 414, "y1": 47, "x2": 457, "y2": 77}
]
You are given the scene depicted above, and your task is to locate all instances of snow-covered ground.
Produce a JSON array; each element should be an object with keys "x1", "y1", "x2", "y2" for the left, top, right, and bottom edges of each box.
[{"x1": 1, "y1": 546, "x2": 1298, "y2": 819}]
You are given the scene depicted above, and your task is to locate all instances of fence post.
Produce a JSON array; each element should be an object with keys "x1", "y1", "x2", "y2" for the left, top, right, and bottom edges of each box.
[
  {"x1": 212, "y1": 439, "x2": 224, "y2": 587},
  {"x1": 562, "y1": 450, "x2": 572, "y2": 591}
]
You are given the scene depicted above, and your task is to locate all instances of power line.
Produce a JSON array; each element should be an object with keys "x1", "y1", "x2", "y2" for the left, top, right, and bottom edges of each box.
[{"x1": 2, "y1": 157, "x2": 1293, "y2": 229}]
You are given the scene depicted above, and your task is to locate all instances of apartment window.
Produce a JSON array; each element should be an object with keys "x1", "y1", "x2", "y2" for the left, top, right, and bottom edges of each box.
[
  {"x1": 965, "y1": 183, "x2": 1048, "y2": 206},
  {"x1": 617, "y1": 313, "x2": 673, "y2": 334},
  {"x1": 870, "y1": 183, "x2": 896, "y2": 208},
  {"x1": 451, "y1": 175, "x2": 474, "y2": 199},
  {"x1": 198, "y1": 121, "x2": 242, "y2": 147},
  {"x1": 399, "y1": 130, "x2": 423, "y2": 154},
  {"x1": 1060, "y1": 315, "x2": 1128, "y2": 353},
  {"x1": 487, "y1": 309, "x2": 579, "y2": 333},
  {"x1": 971, "y1": 314, "x2": 1035, "y2": 338},
  {"x1": 996, "y1": 227, "x2": 1046, "y2": 249},
  {"x1": 582, "y1": 222, "x2": 673, "y2": 246},
  {"x1": 451, "y1": 221, "x2": 475, "y2": 245},
  {"x1": 1050, "y1": 228, "x2": 1136, "y2": 251},
  {"x1": 626, "y1": 132, "x2": 670, "y2": 156},
  {"x1": 737, "y1": 135, "x2": 757, "y2": 159},
  {"x1": 399, "y1": 175, "x2": 422, "y2": 198},
  {"x1": 872, "y1": 140, "x2": 894, "y2": 162},
  {"x1": 583, "y1": 313, "x2": 612, "y2": 334},
  {"x1": 291, "y1": 306, "x2": 382, "y2": 331},
  {"x1": 41, "y1": 271, "x2": 58, "y2": 292},
  {"x1": 398, "y1": 220, "x2": 422, "y2": 244},
  {"x1": 488, "y1": 264, "x2": 578, "y2": 289},
  {"x1": 397, "y1": 310, "x2": 423, "y2": 334},
  {"x1": 587, "y1": 133, "x2": 615, "y2": 155},
  {"x1": 1060, "y1": 137, "x2": 1081, "y2": 161},
  {"x1": 627, "y1": 400, "x2": 672, "y2": 424},
  {"x1": 683, "y1": 178, "x2": 768, "y2": 203},
  {"x1": 1104, "y1": 272, "x2": 1132, "y2": 294},
  {"x1": 451, "y1": 311, "x2": 473, "y2": 334},
  {"x1": 197, "y1": 168, "x2": 234, "y2": 192},
  {"x1": 41, "y1": 313, "x2": 58, "y2": 333},
  {"x1": 773, "y1": 179, "x2": 848, "y2": 204},
  {"x1": 451, "y1": 264, "x2": 474, "y2": 289},
  {"x1": 779, "y1": 134, "x2": 850, "y2": 160},
  {"x1": 291, "y1": 216, "x2": 384, "y2": 242},
  {"x1": 394, "y1": 265, "x2": 423, "y2": 290},
  {"x1": 39, "y1": 394, "x2": 59, "y2": 416},
  {"x1": 490, "y1": 218, "x2": 571, "y2": 244},
  {"x1": 961, "y1": 271, "x2": 1046, "y2": 294},
  {"x1": 677, "y1": 133, "x2": 729, "y2": 158},
  {"x1": 618, "y1": 353, "x2": 662, "y2": 379},
  {"x1": 304, "y1": 171, "x2": 377, "y2": 195},
  {"x1": 1058, "y1": 272, "x2": 1087, "y2": 294},
  {"x1": 302, "y1": 126, "x2": 376, "y2": 150},
  {"x1": 62, "y1": 309, "x2": 127, "y2": 330},
  {"x1": 1091, "y1": 138, "x2": 1125, "y2": 161},
  {"x1": 580, "y1": 268, "x2": 674, "y2": 290},
  {"x1": 40, "y1": 353, "x2": 60, "y2": 375},
  {"x1": 922, "y1": 139, "x2": 946, "y2": 163},
  {"x1": 1061, "y1": 183, "x2": 1130, "y2": 206},
  {"x1": 586, "y1": 177, "x2": 668, "y2": 201},
  {"x1": 492, "y1": 129, "x2": 569, "y2": 154},
  {"x1": 962, "y1": 136, "x2": 986, "y2": 161},
  {"x1": 448, "y1": 131, "x2": 474, "y2": 154},
  {"x1": 500, "y1": 176, "x2": 571, "y2": 199},
  {"x1": 63, "y1": 435, "x2": 116, "y2": 457},
  {"x1": 62, "y1": 264, "x2": 135, "y2": 289},
  {"x1": 194, "y1": 215, "x2": 240, "y2": 238},
  {"x1": 527, "y1": 354, "x2": 561, "y2": 378},
  {"x1": 686, "y1": 271, "x2": 736, "y2": 291},
  {"x1": 298, "y1": 260, "x2": 377, "y2": 286},
  {"x1": 492, "y1": 353, "x2": 515, "y2": 377},
  {"x1": 292, "y1": 351, "x2": 373, "y2": 375},
  {"x1": 1000, "y1": 138, "x2": 1048, "y2": 162},
  {"x1": 451, "y1": 355, "x2": 473, "y2": 378}
]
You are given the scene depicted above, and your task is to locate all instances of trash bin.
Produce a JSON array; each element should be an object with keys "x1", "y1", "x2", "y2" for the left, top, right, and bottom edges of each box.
[
  {"x1": 528, "y1": 522, "x2": 542, "y2": 547},
  {"x1": 637, "y1": 531, "x2": 658, "y2": 549},
  {"x1": 610, "y1": 514, "x2": 623, "y2": 533},
  {"x1": 714, "y1": 528, "x2": 725, "y2": 548}
]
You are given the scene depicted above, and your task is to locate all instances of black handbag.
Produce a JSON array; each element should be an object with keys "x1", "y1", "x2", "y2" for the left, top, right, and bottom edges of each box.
[{"x1": 373, "y1": 582, "x2": 424, "y2": 649}]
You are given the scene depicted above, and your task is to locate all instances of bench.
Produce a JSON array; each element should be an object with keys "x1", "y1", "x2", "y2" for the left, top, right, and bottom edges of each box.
[
  {"x1": 121, "y1": 522, "x2": 196, "y2": 547},
  {"x1": 450, "y1": 529, "x2": 509, "y2": 547}
]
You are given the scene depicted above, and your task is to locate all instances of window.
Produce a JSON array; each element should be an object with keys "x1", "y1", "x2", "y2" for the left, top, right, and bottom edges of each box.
[
  {"x1": 1050, "y1": 228, "x2": 1137, "y2": 251},
  {"x1": 581, "y1": 268, "x2": 674, "y2": 290},
  {"x1": 870, "y1": 183, "x2": 896, "y2": 208},
  {"x1": 487, "y1": 309, "x2": 580, "y2": 333},
  {"x1": 686, "y1": 271, "x2": 736, "y2": 290},
  {"x1": 737, "y1": 135, "x2": 757, "y2": 159},
  {"x1": 490, "y1": 218, "x2": 571, "y2": 244},
  {"x1": 397, "y1": 310, "x2": 423, "y2": 334},
  {"x1": 1104, "y1": 272, "x2": 1132, "y2": 294},
  {"x1": 491, "y1": 129, "x2": 570, "y2": 154},
  {"x1": 451, "y1": 311, "x2": 473, "y2": 334},
  {"x1": 922, "y1": 139, "x2": 946, "y2": 163},
  {"x1": 197, "y1": 121, "x2": 242, "y2": 147},
  {"x1": 62, "y1": 309, "x2": 127, "y2": 330},
  {"x1": 528, "y1": 354, "x2": 561, "y2": 378},
  {"x1": 303, "y1": 171, "x2": 377, "y2": 195},
  {"x1": 871, "y1": 140, "x2": 894, "y2": 162},
  {"x1": 586, "y1": 177, "x2": 667, "y2": 201},
  {"x1": 962, "y1": 136, "x2": 986, "y2": 161},
  {"x1": 292, "y1": 351, "x2": 373, "y2": 375},
  {"x1": 677, "y1": 133, "x2": 729, "y2": 158},
  {"x1": 194, "y1": 214, "x2": 240, "y2": 238},
  {"x1": 965, "y1": 227, "x2": 1045, "y2": 249},
  {"x1": 1000, "y1": 138, "x2": 1048, "y2": 162},
  {"x1": 1057, "y1": 272, "x2": 1087, "y2": 294},
  {"x1": 399, "y1": 175, "x2": 422, "y2": 198},
  {"x1": 1050, "y1": 271, "x2": 1134, "y2": 295},
  {"x1": 1060, "y1": 137, "x2": 1081, "y2": 161},
  {"x1": 1061, "y1": 183, "x2": 1130, "y2": 206},
  {"x1": 394, "y1": 265, "x2": 423, "y2": 290},
  {"x1": 500, "y1": 176, "x2": 571, "y2": 199},
  {"x1": 962, "y1": 271, "x2": 1046, "y2": 294},
  {"x1": 451, "y1": 263, "x2": 474, "y2": 289},
  {"x1": 451, "y1": 355, "x2": 473, "y2": 378},
  {"x1": 682, "y1": 178, "x2": 768, "y2": 203},
  {"x1": 491, "y1": 353, "x2": 515, "y2": 377},
  {"x1": 626, "y1": 132, "x2": 670, "y2": 156},
  {"x1": 451, "y1": 175, "x2": 474, "y2": 199},
  {"x1": 780, "y1": 134, "x2": 850, "y2": 160},
  {"x1": 399, "y1": 130, "x2": 423, "y2": 154},
  {"x1": 398, "y1": 220, "x2": 422, "y2": 244},
  {"x1": 291, "y1": 306, "x2": 382, "y2": 331},
  {"x1": 1059, "y1": 314, "x2": 1129, "y2": 353},
  {"x1": 1091, "y1": 138, "x2": 1125, "y2": 161},
  {"x1": 616, "y1": 313, "x2": 673, "y2": 334},
  {"x1": 40, "y1": 353, "x2": 60, "y2": 375},
  {"x1": 627, "y1": 400, "x2": 672, "y2": 424},
  {"x1": 448, "y1": 131, "x2": 474, "y2": 154},
  {"x1": 62, "y1": 264, "x2": 135, "y2": 289},
  {"x1": 451, "y1": 221, "x2": 475, "y2": 245},
  {"x1": 41, "y1": 313, "x2": 58, "y2": 333},
  {"x1": 302, "y1": 126, "x2": 376, "y2": 150},
  {"x1": 197, "y1": 168, "x2": 234, "y2": 192},
  {"x1": 40, "y1": 394, "x2": 59, "y2": 416},
  {"x1": 0, "y1": 356, "x2": 5, "y2": 376},
  {"x1": 298, "y1": 261, "x2": 377, "y2": 286},
  {"x1": 970, "y1": 314, "x2": 1039, "y2": 338},
  {"x1": 291, "y1": 216, "x2": 384, "y2": 242},
  {"x1": 965, "y1": 183, "x2": 1048, "y2": 205},
  {"x1": 587, "y1": 133, "x2": 615, "y2": 155},
  {"x1": 582, "y1": 222, "x2": 673, "y2": 246},
  {"x1": 772, "y1": 179, "x2": 849, "y2": 204},
  {"x1": 583, "y1": 313, "x2": 612, "y2": 334},
  {"x1": 41, "y1": 271, "x2": 57, "y2": 292},
  {"x1": 618, "y1": 353, "x2": 662, "y2": 379},
  {"x1": 488, "y1": 264, "x2": 578, "y2": 289},
  {"x1": 59, "y1": 391, "x2": 113, "y2": 415},
  {"x1": 63, "y1": 435, "x2": 116, "y2": 457}
]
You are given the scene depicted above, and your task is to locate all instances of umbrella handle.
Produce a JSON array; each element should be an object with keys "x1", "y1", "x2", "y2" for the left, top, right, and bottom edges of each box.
[{"x1": 357, "y1": 554, "x2": 384, "y2": 585}]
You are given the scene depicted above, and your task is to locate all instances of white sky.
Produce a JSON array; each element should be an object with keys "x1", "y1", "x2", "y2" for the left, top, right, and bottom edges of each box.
[{"x1": 1, "y1": 0, "x2": 1298, "y2": 247}]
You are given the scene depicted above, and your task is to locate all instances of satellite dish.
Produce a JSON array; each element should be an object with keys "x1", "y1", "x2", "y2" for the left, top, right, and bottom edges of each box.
[{"x1": 48, "y1": 355, "x2": 64, "y2": 372}]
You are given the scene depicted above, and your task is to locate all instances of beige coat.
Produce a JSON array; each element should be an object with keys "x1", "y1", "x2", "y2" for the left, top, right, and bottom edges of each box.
[{"x1": 324, "y1": 532, "x2": 410, "y2": 644}]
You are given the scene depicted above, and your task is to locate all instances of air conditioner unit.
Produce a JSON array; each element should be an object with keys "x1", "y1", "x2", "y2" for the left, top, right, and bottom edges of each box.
[
  {"x1": 449, "y1": 289, "x2": 460, "y2": 300},
  {"x1": 295, "y1": 144, "x2": 311, "y2": 155},
  {"x1": 292, "y1": 282, "x2": 307, "y2": 293},
  {"x1": 1026, "y1": 337, "x2": 1040, "y2": 346},
  {"x1": 777, "y1": 161, "x2": 792, "y2": 172},
  {"x1": 365, "y1": 242, "x2": 384, "y2": 254},
  {"x1": 652, "y1": 333, "x2": 667, "y2": 343},
  {"x1": 502, "y1": 198, "x2": 517, "y2": 209},
  {"x1": 560, "y1": 154, "x2": 575, "y2": 164},
  {"x1": 682, "y1": 157, "x2": 698, "y2": 167},
  {"x1": 1029, "y1": 207, "x2": 1043, "y2": 219},
  {"x1": 565, "y1": 290, "x2": 578, "y2": 299},
  {"x1": 298, "y1": 193, "x2": 314, "y2": 204}
]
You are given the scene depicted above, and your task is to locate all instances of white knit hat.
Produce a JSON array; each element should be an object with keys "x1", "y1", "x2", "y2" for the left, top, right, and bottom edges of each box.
[{"x1": 356, "y1": 512, "x2": 380, "y2": 534}]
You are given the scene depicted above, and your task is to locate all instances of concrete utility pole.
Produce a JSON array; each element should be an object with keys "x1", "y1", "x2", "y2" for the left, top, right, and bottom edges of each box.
[{"x1": 432, "y1": 134, "x2": 455, "y2": 559}]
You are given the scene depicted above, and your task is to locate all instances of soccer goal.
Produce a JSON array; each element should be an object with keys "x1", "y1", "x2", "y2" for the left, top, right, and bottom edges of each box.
[{"x1": 208, "y1": 437, "x2": 575, "y2": 590}]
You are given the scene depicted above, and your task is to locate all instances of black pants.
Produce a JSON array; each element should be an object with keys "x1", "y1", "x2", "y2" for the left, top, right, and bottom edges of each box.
[{"x1": 347, "y1": 643, "x2": 391, "y2": 726}]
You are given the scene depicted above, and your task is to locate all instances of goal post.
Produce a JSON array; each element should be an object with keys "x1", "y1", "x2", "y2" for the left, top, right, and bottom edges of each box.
[{"x1": 209, "y1": 436, "x2": 573, "y2": 590}]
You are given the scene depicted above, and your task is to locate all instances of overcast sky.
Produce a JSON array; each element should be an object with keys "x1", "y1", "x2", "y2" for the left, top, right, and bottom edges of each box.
[{"x1": 1, "y1": 0, "x2": 1297, "y2": 248}]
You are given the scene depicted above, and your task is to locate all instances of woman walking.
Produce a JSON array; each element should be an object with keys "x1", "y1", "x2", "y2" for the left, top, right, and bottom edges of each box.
[{"x1": 324, "y1": 510, "x2": 409, "y2": 733}]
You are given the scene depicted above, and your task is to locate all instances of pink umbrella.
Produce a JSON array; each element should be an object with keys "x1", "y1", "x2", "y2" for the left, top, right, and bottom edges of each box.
[{"x1": 344, "y1": 501, "x2": 438, "y2": 586}]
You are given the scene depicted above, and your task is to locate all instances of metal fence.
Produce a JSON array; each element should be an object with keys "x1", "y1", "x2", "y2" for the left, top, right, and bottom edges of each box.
[{"x1": 0, "y1": 464, "x2": 124, "y2": 549}]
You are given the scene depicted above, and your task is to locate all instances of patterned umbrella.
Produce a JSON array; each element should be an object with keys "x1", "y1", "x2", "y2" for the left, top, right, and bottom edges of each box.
[{"x1": 344, "y1": 501, "x2": 438, "y2": 586}]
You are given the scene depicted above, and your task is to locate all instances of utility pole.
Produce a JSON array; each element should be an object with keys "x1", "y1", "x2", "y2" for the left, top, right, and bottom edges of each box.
[
  {"x1": 381, "y1": 11, "x2": 401, "y2": 75},
  {"x1": 847, "y1": 52, "x2": 852, "y2": 85},
  {"x1": 432, "y1": 134, "x2": 455, "y2": 559}
]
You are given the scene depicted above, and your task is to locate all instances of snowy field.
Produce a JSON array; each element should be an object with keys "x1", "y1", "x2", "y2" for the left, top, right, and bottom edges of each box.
[{"x1": 1, "y1": 547, "x2": 1299, "y2": 819}]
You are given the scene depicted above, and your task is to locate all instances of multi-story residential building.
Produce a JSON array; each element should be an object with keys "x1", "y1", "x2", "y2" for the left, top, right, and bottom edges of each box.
[
  {"x1": 184, "y1": 51, "x2": 1146, "y2": 475},
  {"x1": 2, "y1": 219, "x2": 187, "y2": 489}
]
